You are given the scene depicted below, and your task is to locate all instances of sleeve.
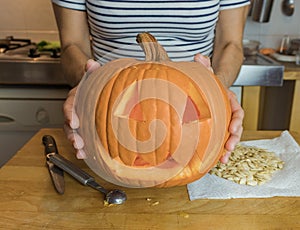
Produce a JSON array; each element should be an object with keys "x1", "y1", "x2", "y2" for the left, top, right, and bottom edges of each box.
[
  {"x1": 219, "y1": 0, "x2": 251, "y2": 10},
  {"x1": 51, "y1": 0, "x2": 86, "y2": 11}
]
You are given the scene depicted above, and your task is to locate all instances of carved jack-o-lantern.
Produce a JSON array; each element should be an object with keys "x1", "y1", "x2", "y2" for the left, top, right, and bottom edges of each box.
[{"x1": 75, "y1": 33, "x2": 231, "y2": 188}]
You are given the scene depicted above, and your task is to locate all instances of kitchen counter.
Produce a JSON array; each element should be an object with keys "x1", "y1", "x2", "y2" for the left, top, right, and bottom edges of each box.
[
  {"x1": 1, "y1": 128, "x2": 300, "y2": 229},
  {"x1": 0, "y1": 53, "x2": 283, "y2": 86},
  {"x1": 233, "y1": 54, "x2": 284, "y2": 86},
  {"x1": 282, "y1": 60, "x2": 300, "y2": 81}
]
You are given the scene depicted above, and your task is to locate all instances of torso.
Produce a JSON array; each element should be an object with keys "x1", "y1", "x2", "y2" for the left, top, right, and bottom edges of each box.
[{"x1": 52, "y1": 0, "x2": 250, "y2": 63}]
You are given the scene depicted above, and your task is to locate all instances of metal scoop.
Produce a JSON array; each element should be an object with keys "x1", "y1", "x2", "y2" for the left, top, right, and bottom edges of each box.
[{"x1": 47, "y1": 152, "x2": 127, "y2": 205}]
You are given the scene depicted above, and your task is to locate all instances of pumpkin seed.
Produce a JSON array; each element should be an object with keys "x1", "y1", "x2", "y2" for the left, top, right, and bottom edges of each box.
[{"x1": 209, "y1": 144, "x2": 284, "y2": 186}]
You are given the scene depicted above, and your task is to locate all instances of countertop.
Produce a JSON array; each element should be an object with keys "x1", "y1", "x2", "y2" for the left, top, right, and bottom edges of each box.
[
  {"x1": 282, "y1": 61, "x2": 300, "y2": 80},
  {"x1": 1, "y1": 129, "x2": 300, "y2": 230},
  {"x1": 0, "y1": 54, "x2": 286, "y2": 86}
]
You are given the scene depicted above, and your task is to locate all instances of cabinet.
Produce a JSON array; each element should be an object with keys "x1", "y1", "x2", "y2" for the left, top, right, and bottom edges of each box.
[{"x1": 242, "y1": 63, "x2": 300, "y2": 132}]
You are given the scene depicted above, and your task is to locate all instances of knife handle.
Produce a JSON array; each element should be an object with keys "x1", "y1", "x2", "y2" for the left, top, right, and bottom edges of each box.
[
  {"x1": 48, "y1": 153, "x2": 94, "y2": 185},
  {"x1": 43, "y1": 135, "x2": 59, "y2": 155}
]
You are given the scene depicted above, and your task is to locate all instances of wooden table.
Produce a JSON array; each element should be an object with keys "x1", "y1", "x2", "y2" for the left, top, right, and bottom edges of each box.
[{"x1": 1, "y1": 129, "x2": 300, "y2": 229}]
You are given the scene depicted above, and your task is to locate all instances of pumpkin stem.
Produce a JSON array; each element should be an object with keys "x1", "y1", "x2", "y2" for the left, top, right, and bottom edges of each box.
[{"x1": 136, "y1": 32, "x2": 170, "y2": 62}]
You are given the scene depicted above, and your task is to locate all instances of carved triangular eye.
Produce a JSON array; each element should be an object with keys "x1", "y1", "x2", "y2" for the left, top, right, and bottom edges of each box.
[
  {"x1": 133, "y1": 154, "x2": 151, "y2": 167},
  {"x1": 129, "y1": 104, "x2": 144, "y2": 121},
  {"x1": 113, "y1": 81, "x2": 144, "y2": 121},
  {"x1": 182, "y1": 96, "x2": 200, "y2": 124}
]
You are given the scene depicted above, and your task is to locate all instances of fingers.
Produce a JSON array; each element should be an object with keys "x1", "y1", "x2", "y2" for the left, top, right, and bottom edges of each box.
[
  {"x1": 227, "y1": 91, "x2": 244, "y2": 137},
  {"x1": 219, "y1": 151, "x2": 231, "y2": 164},
  {"x1": 64, "y1": 124, "x2": 84, "y2": 149},
  {"x1": 64, "y1": 124, "x2": 86, "y2": 159},
  {"x1": 221, "y1": 90, "x2": 245, "y2": 163},
  {"x1": 194, "y1": 53, "x2": 214, "y2": 72},
  {"x1": 194, "y1": 56, "x2": 244, "y2": 164},
  {"x1": 85, "y1": 59, "x2": 101, "y2": 74},
  {"x1": 62, "y1": 59, "x2": 100, "y2": 159},
  {"x1": 221, "y1": 125, "x2": 243, "y2": 164},
  {"x1": 76, "y1": 149, "x2": 87, "y2": 160},
  {"x1": 63, "y1": 87, "x2": 80, "y2": 129},
  {"x1": 63, "y1": 87, "x2": 86, "y2": 159},
  {"x1": 225, "y1": 125, "x2": 243, "y2": 152}
]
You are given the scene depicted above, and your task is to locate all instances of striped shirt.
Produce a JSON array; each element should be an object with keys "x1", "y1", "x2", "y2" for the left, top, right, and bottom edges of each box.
[{"x1": 52, "y1": 0, "x2": 250, "y2": 64}]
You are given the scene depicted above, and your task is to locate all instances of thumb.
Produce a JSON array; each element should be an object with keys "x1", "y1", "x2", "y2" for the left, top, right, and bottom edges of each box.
[
  {"x1": 85, "y1": 59, "x2": 101, "y2": 74},
  {"x1": 194, "y1": 53, "x2": 213, "y2": 72}
]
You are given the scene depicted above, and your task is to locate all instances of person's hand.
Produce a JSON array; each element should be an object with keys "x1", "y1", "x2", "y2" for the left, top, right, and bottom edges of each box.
[
  {"x1": 194, "y1": 53, "x2": 213, "y2": 72},
  {"x1": 63, "y1": 59, "x2": 101, "y2": 159},
  {"x1": 194, "y1": 53, "x2": 244, "y2": 164},
  {"x1": 220, "y1": 89, "x2": 244, "y2": 163}
]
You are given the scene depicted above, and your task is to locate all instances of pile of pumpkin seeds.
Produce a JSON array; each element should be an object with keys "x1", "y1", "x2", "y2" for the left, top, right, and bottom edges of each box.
[{"x1": 209, "y1": 144, "x2": 284, "y2": 186}]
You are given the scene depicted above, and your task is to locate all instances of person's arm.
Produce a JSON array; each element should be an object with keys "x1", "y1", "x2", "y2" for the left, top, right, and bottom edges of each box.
[
  {"x1": 52, "y1": 3, "x2": 92, "y2": 87},
  {"x1": 212, "y1": 5, "x2": 249, "y2": 88},
  {"x1": 52, "y1": 4, "x2": 100, "y2": 159},
  {"x1": 211, "y1": 5, "x2": 249, "y2": 163}
]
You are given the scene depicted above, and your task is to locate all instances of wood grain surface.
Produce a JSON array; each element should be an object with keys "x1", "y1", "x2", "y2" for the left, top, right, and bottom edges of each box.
[{"x1": 0, "y1": 129, "x2": 299, "y2": 230}]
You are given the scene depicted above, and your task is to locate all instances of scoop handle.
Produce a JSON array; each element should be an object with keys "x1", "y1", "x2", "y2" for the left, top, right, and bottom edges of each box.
[{"x1": 47, "y1": 153, "x2": 93, "y2": 185}]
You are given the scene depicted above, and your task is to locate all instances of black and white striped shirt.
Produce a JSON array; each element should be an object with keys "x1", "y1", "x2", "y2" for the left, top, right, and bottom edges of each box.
[{"x1": 52, "y1": 0, "x2": 250, "y2": 64}]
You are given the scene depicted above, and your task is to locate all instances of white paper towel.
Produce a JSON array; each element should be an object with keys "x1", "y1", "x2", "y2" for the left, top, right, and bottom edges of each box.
[{"x1": 187, "y1": 131, "x2": 300, "y2": 200}]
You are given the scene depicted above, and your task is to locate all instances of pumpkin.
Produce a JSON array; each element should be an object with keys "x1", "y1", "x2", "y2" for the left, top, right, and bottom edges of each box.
[{"x1": 75, "y1": 32, "x2": 231, "y2": 188}]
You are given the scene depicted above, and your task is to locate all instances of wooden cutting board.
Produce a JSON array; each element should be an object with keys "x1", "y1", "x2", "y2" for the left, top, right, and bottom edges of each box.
[{"x1": 0, "y1": 129, "x2": 300, "y2": 229}]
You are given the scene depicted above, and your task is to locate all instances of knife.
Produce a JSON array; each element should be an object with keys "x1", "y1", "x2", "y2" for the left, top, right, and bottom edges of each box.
[
  {"x1": 42, "y1": 135, "x2": 127, "y2": 204},
  {"x1": 42, "y1": 135, "x2": 65, "y2": 194}
]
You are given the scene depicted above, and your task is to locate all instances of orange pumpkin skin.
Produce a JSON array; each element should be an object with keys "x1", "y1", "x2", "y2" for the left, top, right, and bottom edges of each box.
[{"x1": 75, "y1": 33, "x2": 231, "y2": 188}]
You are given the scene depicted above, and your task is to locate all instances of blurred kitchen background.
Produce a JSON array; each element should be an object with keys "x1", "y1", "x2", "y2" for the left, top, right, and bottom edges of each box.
[
  {"x1": 0, "y1": 0, "x2": 299, "y2": 166},
  {"x1": 0, "y1": 0, "x2": 299, "y2": 52}
]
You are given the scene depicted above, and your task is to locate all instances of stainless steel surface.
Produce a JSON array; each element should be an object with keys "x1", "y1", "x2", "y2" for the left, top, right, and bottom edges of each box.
[
  {"x1": 243, "y1": 39, "x2": 260, "y2": 56},
  {"x1": 48, "y1": 153, "x2": 94, "y2": 185},
  {"x1": 233, "y1": 53, "x2": 284, "y2": 86},
  {"x1": 0, "y1": 86, "x2": 68, "y2": 130},
  {"x1": 48, "y1": 152, "x2": 127, "y2": 205},
  {"x1": 0, "y1": 36, "x2": 31, "y2": 53},
  {"x1": 252, "y1": 0, "x2": 274, "y2": 23},
  {"x1": 0, "y1": 86, "x2": 68, "y2": 167},
  {"x1": 282, "y1": 0, "x2": 295, "y2": 16},
  {"x1": 0, "y1": 37, "x2": 68, "y2": 167},
  {"x1": 86, "y1": 181, "x2": 127, "y2": 205},
  {"x1": 279, "y1": 35, "x2": 291, "y2": 54},
  {"x1": 0, "y1": 60, "x2": 66, "y2": 85},
  {"x1": 104, "y1": 189, "x2": 127, "y2": 205},
  {"x1": 291, "y1": 39, "x2": 300, "y2": 55},
  {"x1": 0, "y1": 38, "x2": 65, "y2": 85},
  {"x1": 0, "y1": 36, "x2": 284, "y2": 87},
  {"x1": 0, "y1": 54, "x2": 283, "y2": 86}
]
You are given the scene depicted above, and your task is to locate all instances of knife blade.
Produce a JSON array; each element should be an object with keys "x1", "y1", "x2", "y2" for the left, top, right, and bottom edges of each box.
[{"x1": 42, "y1": 135, "x2": 65, "y2": 194}]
